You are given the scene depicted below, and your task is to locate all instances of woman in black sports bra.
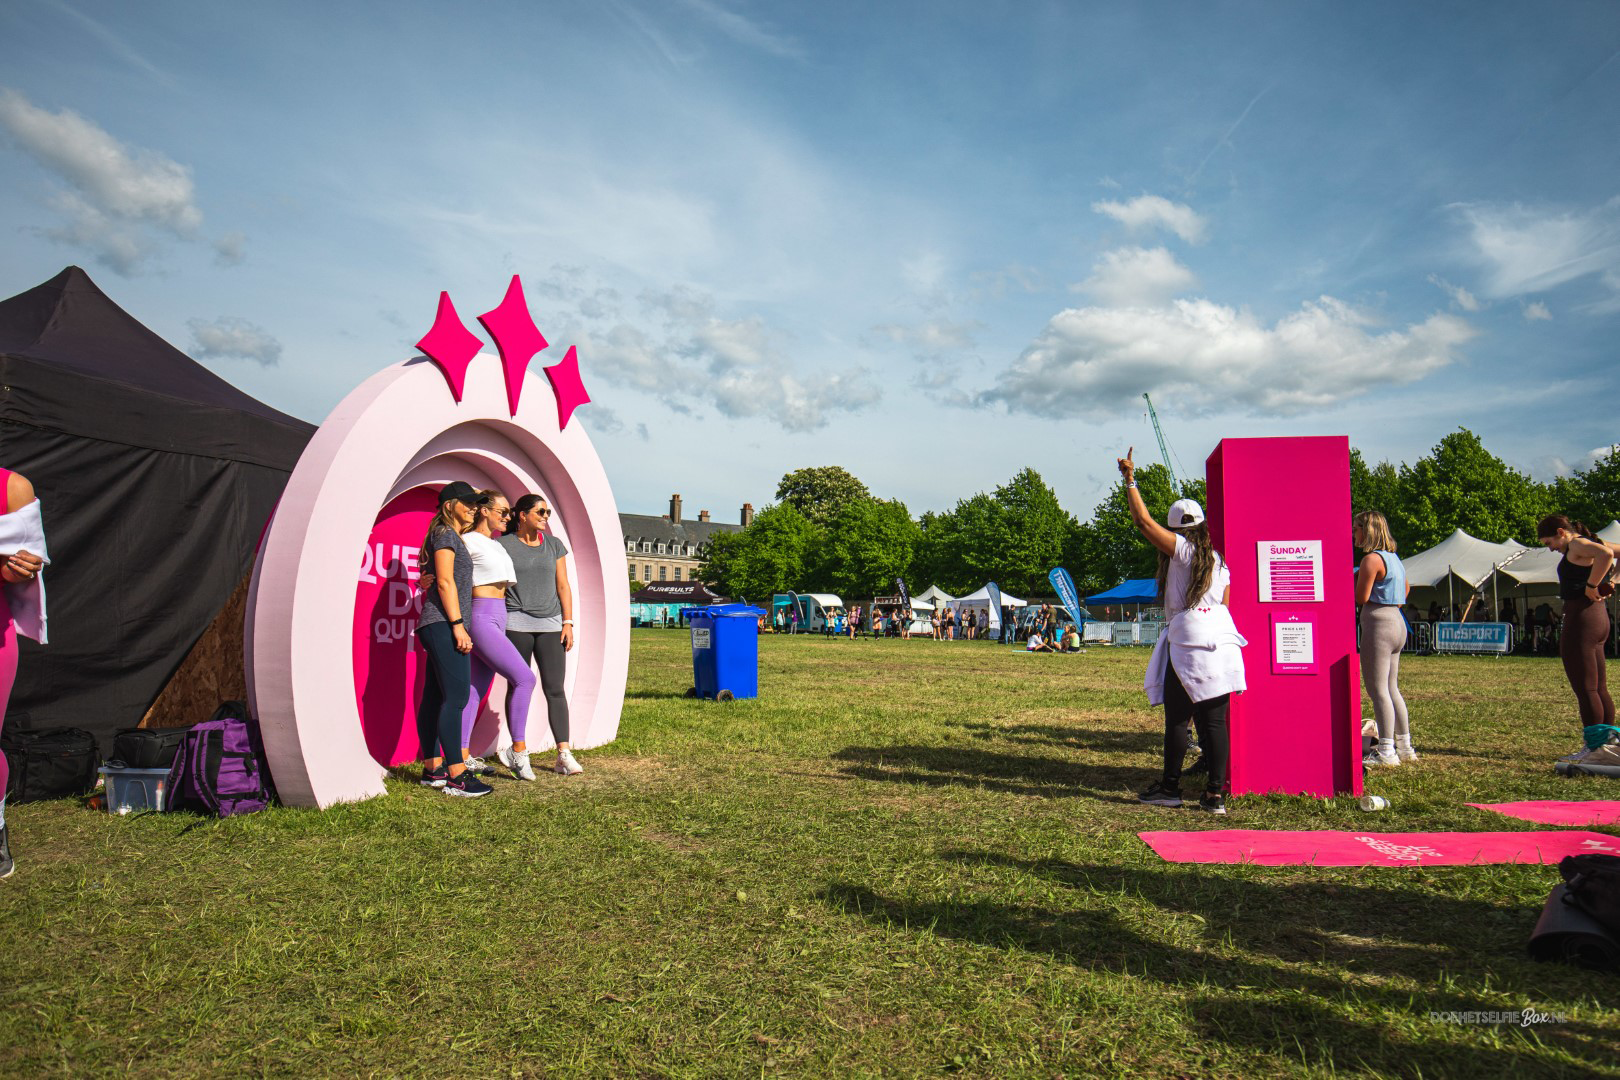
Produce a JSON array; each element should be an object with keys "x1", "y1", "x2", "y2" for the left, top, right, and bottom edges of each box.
[{"x1": 1538, "y1": 514, "x2": 1616, "y2": 761}]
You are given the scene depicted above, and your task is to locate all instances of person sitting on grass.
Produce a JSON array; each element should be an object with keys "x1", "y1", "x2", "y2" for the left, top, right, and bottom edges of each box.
[
  {"x1": 1060, "y1": 625, "x2": 1082, "y2": 652},
  {"x1": 1026, "y1": 629, "x2": 1055, "y2": 652}
]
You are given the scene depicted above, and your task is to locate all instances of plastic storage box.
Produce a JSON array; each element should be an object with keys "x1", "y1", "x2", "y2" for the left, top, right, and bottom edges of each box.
[{"x1": 98, "y1": 765, "x2": 169, "y2": 814}]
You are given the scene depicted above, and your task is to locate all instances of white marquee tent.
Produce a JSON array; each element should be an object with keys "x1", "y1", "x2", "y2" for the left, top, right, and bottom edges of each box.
[
  {"x1": 949, "y1": 585, "x2": 1026, "y2": 610},
  {"x1": 916, "y1": 585, "x2": 955, "y2": 608}
]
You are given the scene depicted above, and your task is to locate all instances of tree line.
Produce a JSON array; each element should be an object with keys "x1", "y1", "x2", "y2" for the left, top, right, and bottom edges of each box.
[{"x1": 695, "y1": 431, "x2": 1620, "y2": 603}]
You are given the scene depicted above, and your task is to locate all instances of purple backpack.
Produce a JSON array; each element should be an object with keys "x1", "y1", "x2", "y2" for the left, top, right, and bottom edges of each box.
[{"x1": 164, "y1": 701, "x2": 273, "y2": 817}]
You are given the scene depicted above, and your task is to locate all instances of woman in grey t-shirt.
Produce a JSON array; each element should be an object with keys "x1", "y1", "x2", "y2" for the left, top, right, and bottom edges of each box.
[{"x1": 497, "y1": 494, "x2": 581, "y2": 776}]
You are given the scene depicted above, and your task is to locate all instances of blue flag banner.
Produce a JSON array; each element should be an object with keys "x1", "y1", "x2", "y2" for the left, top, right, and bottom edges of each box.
[
  {"x1": 894, "y1": 577, "x2": 910, "y2": 610},
  {"x1": 986, "y1": 581, "x2": 1003, "y2": 631},
  {"x1": 1050, "y1": 568, "x2": 1082, "y2": 623}
]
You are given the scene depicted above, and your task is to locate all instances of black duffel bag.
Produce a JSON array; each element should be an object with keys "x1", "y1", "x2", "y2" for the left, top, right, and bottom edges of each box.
[
  {"x1": 1, "y1": 726, "x2": 100, "y2": 803},
  {"x1": 110, "y1": 726, "x2": 190, "y2": 770}
]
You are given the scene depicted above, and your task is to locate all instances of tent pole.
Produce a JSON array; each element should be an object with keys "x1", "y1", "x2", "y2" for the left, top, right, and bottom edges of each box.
[{"x1": 1448, "y1": 567, "x2": 1453, "y2": 620}]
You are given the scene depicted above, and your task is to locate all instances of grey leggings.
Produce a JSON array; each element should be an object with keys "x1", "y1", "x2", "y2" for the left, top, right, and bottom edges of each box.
[{"x1": 1360, "y1": 604, "x2": 1410, "y2": 741}]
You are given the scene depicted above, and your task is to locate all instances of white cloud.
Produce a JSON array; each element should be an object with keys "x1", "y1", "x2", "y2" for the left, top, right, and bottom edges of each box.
[
  {"x1": 0, "y1": 87, "x2": 243, "y2": 274},
  {"x1": 675, "y1": 0, "x2": 801, "y2": 59},
  {"x1": 1524, "y1": 301, "x2": 1552, "y2": 321},
  {"x1": 985, "y1": 296, "x2": 1474, "y2": 419},
  {"x1": 1455, "y1": 197, "x2": 1620, "y2": 309},
  {"x1": 1092, "y1": 195, "x2": 1208, "y2": 245},
  {"x1": 1078, "y1": 246, "x2": 1198, "y2": 307},
  {"x1": 869, "y1": 318, "x2": 979, "y2": 353},
  {"x1": 1427, "y1": 274, "x2": 1481, "y2": 312},
  {"x1": 570, "y1": 283, "x2": 880, "y2": 432},
  {"x1": 188, "y1": 316, "x2": 282, "y2": 367}
]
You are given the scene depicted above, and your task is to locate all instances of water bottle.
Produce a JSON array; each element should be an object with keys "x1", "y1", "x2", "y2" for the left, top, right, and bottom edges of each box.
[{"x1": 1359, "y1": 795, "x2": 1389, "y2": 812}]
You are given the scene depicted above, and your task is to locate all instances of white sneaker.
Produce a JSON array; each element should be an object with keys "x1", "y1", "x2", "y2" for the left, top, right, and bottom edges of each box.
[
  {"x1": 1395, "y1": 743, "x2": 1419, "y2": 762},
  {"x1": 499, "y1": 745, "x2": 536, "y2": 781},
  {"x1": 554, "y1": 748, "x2": 583, "y2": 775},
  {"x1": 1362, "y1": 747, "x2": 1400, "y2": 767}
]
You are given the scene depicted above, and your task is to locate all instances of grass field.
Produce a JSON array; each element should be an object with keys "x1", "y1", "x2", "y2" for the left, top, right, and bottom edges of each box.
[{"x1": 2, "y1": 631, "x2": 1618, "y2": 1077}]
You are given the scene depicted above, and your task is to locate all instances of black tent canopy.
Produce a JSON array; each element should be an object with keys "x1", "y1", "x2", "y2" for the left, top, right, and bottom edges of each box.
[{"x1": 0, "y1": 266, "x2": 314, "y2": 750}]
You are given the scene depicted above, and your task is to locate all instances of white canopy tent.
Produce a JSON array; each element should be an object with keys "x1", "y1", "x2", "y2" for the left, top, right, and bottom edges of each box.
[
  {"x1": 949, "y1": 584, "x2": 1027, "y2": 609},
  {"x1": 1402, "y1": 529, "x2": 1528, "y2": 589},
  {"x1": 1600, "y1": 520, "x2": 1620, "y2": 544},
  {"x1": 916, "y1": 585, "x2": 955, "y2": 608}
]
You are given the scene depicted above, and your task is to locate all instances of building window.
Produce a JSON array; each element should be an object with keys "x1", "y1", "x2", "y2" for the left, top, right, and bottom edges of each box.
[
  {"x1": 626, "y1": 540, "x2": 634, "y2": 553},
  {"x1": 656, "y1": 542, "x2": 666, "y2": 555},
  {"x1": 674, "y1": 567, "x2": 682, "y2": 581},
  {"x1": 643, "y1": 565, "x2": 651, "y2": 580},
  {"x1": 659, "y1": 566, "x2": 667, "y2": 581}
]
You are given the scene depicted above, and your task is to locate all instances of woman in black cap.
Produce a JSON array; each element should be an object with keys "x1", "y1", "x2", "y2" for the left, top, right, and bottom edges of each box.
[{"x1": 414, "y1": 481, "x2": 492, "y2": 797}]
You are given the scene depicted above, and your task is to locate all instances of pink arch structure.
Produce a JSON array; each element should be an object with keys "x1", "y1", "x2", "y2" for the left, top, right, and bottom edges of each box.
[{"x1": 246, "y1": 353, "x2": 629, "y2": 808}]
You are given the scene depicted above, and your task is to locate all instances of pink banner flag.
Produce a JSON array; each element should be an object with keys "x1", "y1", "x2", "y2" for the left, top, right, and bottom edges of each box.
[
  {"x1": 1139, "y1": 829, "x2": 1620, "y2": 866},
  {"x1": 1468, "y1": 801, "x2": 1620, "y2": 827}
]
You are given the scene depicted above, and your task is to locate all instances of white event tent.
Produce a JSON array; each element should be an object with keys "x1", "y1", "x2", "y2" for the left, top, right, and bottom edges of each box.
[
  {"x1": 950, "y1": 585, "x2": 1027, "y2": 613},
  {"x1": 916, "y1": 585, "x2": 955, "y2": 608}
]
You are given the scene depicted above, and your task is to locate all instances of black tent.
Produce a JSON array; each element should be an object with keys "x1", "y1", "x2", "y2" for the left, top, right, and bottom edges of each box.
[{"x1": 0, "y1": 267, "x2": 314, "y2": 750}]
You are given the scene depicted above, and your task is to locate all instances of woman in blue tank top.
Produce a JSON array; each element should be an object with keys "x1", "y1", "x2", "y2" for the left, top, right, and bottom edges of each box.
[{"x1": 1355, "y1": 511, "x2": 1412, "y2": 766}]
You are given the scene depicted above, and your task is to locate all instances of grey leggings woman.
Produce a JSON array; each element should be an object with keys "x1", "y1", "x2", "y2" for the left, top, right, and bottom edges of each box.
[{"x1": 1360, "y1": 604, "x2": 1410, "y2": 746}]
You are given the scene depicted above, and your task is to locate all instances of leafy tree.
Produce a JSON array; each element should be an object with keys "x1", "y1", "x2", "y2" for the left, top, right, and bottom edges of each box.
[
  {"x1": 991, "y1": 468, "x2": 1076, "y2": 597},
  {"x1": 1068, "y1": 464, "x2": 1192, "y2": 595},
  {"x1": 1389, "y1": 429, "x2": 1553, "y2": 548},
  {"x1": 913, "y1": 492, "x2": 1008, "y2": 594},
  {"x1": 628, "y1": 577, "x2": 646, "y2": 593},
  {"x1": 699, "y1": 503, "x2": 822, "y2": 602},
  {"x1": 818, "y1": 497, "x2": 919, "y2": 598},
  {"x1": 1551, "y1": 444, "x2": 1620, "y2": 529},
  {"x1": 1350, "y1": 448, "x2": 1402, "y2": 522},
  {"x1": 775, "y1": 466, "x2": 870, "y2": 528},
  {"x1": 694, "y1": 529, "x2": 744, "y2": 590}
]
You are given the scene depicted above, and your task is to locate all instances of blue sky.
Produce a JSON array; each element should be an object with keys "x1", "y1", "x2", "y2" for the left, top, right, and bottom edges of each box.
[{"x1": 2, "y1": 0, "x2": 1617, "y2": 524}]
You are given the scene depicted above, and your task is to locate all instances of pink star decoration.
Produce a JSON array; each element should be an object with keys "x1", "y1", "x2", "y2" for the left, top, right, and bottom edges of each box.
[
  {"x1": 477, "y1": 275, "x2": 550, "y2": 417},
  {"x1": 544, "y1": 345, "x2": 591, "y2": 431},
  {"x1": 415, "y1": 292, "x2": 482, "y2": 403}
]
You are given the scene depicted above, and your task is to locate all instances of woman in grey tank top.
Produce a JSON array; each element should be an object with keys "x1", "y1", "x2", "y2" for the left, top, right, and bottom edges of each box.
[{"x1": 1355, "y1": 510, "x2": 1413, "y2": 767}]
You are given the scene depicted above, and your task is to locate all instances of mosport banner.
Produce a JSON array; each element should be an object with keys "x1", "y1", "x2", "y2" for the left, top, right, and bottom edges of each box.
[{"x1": 1434, "y1": 622, "x2": 1512, "y2": 654}]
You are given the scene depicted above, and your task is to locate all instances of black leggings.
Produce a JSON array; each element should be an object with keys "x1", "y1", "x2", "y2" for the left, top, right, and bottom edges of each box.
[
  {"x1": 507, "y1": 630, "x2": 570, "y2": 745},
  {"x1": 416, "y1": 622, "x2": 470, "y2": 765},
  {"x1": 1162, "y1": 653, "x2": 1230, "y2": 793},
  {"x1": 1561, "y1": 596, "x2": 1614, "y2": 729}
]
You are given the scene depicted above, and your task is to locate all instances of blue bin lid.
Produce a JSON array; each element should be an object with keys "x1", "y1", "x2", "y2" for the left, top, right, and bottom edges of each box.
[{"x1": 680, "y1": 603, "x2": 767, "y2": 619}]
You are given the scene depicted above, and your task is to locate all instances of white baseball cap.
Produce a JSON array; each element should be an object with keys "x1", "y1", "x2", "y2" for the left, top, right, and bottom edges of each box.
[{"x1": 1167, "y1": 498, "x2": 1205, "y2": 528}]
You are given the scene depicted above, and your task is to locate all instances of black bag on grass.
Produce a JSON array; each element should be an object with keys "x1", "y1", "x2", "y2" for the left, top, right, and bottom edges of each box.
[
  {"x1": 1, "y1": 726, "x2": 100, "y2": 803},
  {"x1": 1560, "y1": 854, "x2": 1620, "y2": 936},
  {"x1": 110, "y1": 726, "x2": 190, "y2": 770}
]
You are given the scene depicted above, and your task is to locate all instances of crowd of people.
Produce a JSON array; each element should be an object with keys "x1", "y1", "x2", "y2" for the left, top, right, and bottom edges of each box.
[{"x1": 414, "y1": 482, "x2": 581, "y2": 798}]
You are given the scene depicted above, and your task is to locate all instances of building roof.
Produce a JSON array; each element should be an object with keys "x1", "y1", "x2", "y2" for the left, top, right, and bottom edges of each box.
[{"x1": 620, "y1": 512, "x2": 743, "y2": 550}]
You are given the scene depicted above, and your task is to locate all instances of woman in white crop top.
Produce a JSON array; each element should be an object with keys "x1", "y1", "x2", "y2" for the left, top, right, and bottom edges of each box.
[{"x1": 449, "y1": 490, "x2": 536, "y2": 777}]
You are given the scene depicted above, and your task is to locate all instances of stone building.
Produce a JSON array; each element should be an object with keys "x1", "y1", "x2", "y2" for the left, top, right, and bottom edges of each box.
[{"x1": 620, "y1": 494, "x2": 753, "y2": 585}]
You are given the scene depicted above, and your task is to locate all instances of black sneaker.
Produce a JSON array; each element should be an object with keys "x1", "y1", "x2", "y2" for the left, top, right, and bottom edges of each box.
[
  {"x1": 442, "y1": 771, "x2": 493, "y2": 798},
  {"x1": 1137, "y1": 781, "x2": 1183, "y2": 807},
  {"x1": 419, "y1": 765, "x2": 449, "y2": 788},
  {"x1": 1198, "y1": 792, "x2": 1227, "y2": 815},
  {"x1": 0, "y1": 824, "x2": 13, "y2": 879}
]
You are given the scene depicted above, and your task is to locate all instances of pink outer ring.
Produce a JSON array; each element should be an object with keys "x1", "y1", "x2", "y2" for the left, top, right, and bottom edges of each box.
[{"x1": 246, "y1": 355, "x2": 629, "y2": 808}]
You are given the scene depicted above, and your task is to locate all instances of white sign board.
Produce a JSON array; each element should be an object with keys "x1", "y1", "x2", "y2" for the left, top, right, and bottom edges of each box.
[
  {"x1": 1258, "y1": 540, "x2": 1323, "y2": 603},
  {"x1": 691, "y1": 626, "x2": 711, "y2": 650}
]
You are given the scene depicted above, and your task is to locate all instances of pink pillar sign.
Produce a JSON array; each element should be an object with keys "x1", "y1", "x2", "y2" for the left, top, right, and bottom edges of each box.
[{"x1": 1206, "y1": 436, "x2": 1360, "y2": 797}]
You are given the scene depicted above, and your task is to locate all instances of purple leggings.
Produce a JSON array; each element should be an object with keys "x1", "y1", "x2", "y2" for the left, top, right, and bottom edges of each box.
[{"x1": 460, "y1": 597, "x2": 537, "y2": 746}]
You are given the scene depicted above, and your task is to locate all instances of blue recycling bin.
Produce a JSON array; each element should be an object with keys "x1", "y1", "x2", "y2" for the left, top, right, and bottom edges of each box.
[{"x1": 680, "y1": 604, "x2": 766, "y2": 701}]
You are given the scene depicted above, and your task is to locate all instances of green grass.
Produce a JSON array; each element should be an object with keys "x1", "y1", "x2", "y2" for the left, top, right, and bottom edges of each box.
[{"x1": 2, "y1": 632, "x2": 1618, "y2": 1077}]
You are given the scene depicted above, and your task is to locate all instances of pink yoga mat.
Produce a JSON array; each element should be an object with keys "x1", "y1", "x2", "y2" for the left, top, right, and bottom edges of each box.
[
  {"x1": 1468, "y1": 801, "x2": 1620, "y2": 826},
  {"x1": 1139, "y1": 830, "x2": 1620, "y2": 866}
]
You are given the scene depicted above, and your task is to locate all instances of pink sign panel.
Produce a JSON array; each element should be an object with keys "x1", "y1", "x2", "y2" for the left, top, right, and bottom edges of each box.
[
  {"x1": 1269, "y1": 612, "x2": 1318, "y2": 675},
  {"x1": 352, "y1": 486, "x2": 437, "y2": 766},
  {"x1": 1207, "y1": 437, "x2": 1359, "y2": 798},
  {"x1": 1139, "y1": 829, "x2": 1620, "y2": 866}
]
